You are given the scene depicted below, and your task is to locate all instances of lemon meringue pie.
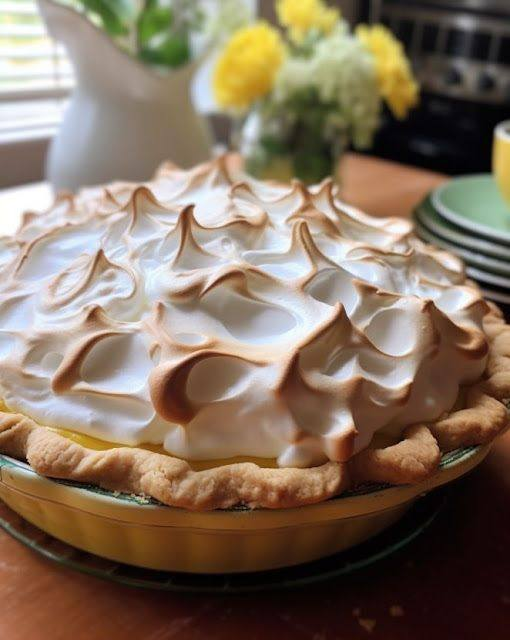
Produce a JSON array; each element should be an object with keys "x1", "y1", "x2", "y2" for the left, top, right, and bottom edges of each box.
[{"x1": 0, "y1": 155, "x2": 508, "y2": 510}]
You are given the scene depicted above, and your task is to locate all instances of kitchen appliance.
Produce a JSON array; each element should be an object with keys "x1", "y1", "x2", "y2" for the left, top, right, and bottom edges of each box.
[{"x1": 358, "y1": 0, "x2": 510, "y2": 173}]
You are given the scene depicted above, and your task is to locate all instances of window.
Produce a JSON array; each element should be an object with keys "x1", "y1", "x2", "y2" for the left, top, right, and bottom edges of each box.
[
  {"x1": 0, "y1": 0, "x2": 75, "y2": 141},
  {"x1": 0, "y1": 0, "x2": 73, "y2": 98},
  {"x1": 0, "y1": 0, "x2": 74, "y2": 185}
]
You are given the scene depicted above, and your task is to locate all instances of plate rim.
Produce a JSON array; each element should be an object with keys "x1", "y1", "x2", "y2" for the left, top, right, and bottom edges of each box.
[
  {"x1": 477, "y1": 285, "x2": 510, "y2": 304},
  {"x1": 0, "y1": 445, "x2": 485, "y2": 521},
  {"x1": 414, "y1": 220, "x2": 510, "y2": 278},
  {"x1": 466, "y1": 265, "x2": 510, "y2": 289},
  {"x1": 432, "y1": 174, "x2": 510, "y2": 245},
  {"x1": 415, "y1": 198, "x2": 510, "y2": 261}
]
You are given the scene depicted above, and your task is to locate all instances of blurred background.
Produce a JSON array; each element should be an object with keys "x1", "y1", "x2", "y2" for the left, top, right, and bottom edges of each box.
[{"x1": 1, "y1": 0, "x2": 509, "y2": 188}]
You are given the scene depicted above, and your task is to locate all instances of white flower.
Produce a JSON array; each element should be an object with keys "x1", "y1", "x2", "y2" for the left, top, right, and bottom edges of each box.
[
  {"x1": 273, "y1": 58, "x2": 312, "y2": 100},
  {"x1": 273, "y1": 21, "x2": 381, "y2": 148},
  {"x1": 202, "y1": 0, "x2": 254, "y2": 45}
]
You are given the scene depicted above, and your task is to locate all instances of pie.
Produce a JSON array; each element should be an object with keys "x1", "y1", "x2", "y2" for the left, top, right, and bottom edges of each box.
[{"x1": 0, "y1": 156, "x2": 508, "y2": 510}]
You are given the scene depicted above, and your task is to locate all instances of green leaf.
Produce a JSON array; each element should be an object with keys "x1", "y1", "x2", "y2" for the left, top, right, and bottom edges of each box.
[
  {"x1": 136, "y1": 1, "x2": 173, "y2": 48},
  {"x1": 78, "y1": 0, "x2": 130, "y2": 36},
  {"x1": 139, "y1": 33, "x2": 190, "y2": 68}
]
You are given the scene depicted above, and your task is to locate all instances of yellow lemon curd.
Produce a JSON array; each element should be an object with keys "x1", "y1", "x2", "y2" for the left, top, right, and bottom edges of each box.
[
  {"x1": 0, "y1": 401, "x2": 396, "y2": 470},
  {"x1": 48, "y1": 427, "x2": 279, "y2": 470}
]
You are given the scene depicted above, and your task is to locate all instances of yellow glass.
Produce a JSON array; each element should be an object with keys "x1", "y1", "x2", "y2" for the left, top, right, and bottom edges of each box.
[{"x1": 493, "y1": 120, "x2": 510, "y2": 206}]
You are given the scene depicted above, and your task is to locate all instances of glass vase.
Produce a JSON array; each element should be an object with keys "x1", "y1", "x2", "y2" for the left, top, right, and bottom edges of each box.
[{"x1": 236, "y1": 110, "x2": 347, "y2": 186}]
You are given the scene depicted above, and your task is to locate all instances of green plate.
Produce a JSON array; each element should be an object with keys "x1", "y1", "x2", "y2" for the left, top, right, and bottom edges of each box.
[
  {"x1": 414, "y1": 219, "x2": 510, "y2": 278},
  {"x1": 465, "y1": 266, "x2": 510, "y2": 291},
  {"x1": 432, "y1": 174, "x2": 510, "y2": 245},
  {"x1": 476, "y1": 286, "x2": 510, "y2": 306},
  {"x1": 415, "y1": 197, "x2": 510, "y2": 261}
]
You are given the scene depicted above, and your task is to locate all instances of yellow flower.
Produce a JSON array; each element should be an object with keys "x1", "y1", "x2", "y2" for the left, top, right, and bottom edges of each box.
[
  {"x1": 356, "y1": 24, "x2": 419, "y2": 119},
  {"x1": 276, "y1": 0, "x2": 340, "y2": 43},
  {"x1": 213, "y1": 22, "x2": 285, "y2": 110}
]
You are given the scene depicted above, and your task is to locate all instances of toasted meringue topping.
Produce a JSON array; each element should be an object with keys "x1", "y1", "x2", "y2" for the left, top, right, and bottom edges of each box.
[{"x1": 0, "y1": 155, "x2": 489, "y2": 467}]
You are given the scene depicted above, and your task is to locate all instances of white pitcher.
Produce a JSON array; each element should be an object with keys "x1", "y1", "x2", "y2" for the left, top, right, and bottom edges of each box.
[{"x1": 38, "y1": 0, "x2": 213, "y2": 191}]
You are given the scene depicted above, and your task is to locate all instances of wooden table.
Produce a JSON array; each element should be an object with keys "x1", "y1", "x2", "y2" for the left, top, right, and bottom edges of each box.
[{"x1": 1, "y1": 154, "x2": 509, "y2": 640}]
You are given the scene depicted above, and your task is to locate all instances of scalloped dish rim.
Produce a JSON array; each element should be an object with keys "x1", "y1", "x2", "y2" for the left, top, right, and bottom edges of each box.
[{"x1": 0, "y1": 443, "x2": 489, "y2": 519}]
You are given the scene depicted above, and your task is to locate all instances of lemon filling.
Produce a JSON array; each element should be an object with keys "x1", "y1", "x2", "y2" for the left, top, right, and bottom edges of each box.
[
  {"x1": 1, "y1": 401, "x2": 396, "y2": 470},
  {"x1": 44, "y1": 428, "x2": 277, "y2": 470}
]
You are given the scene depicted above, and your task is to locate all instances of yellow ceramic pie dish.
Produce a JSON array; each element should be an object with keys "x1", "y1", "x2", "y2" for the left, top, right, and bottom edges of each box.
[{"x1": 0, "y1": 444, "x2": 491, "y2": 573}]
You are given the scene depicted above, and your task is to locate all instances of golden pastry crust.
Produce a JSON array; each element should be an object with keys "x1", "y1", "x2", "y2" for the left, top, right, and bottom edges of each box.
[
  {"x1": 428, "y1": 385, "x2": 508, "y2": 450},
  {"x1": 0, "y1": 306, "x2": 508, "y2": 510},
  {"x1": 483, "y1": 304, "x2": 510, "y2": 400},
  {"x1": 349, "y1": 425, "x2": 441, "y2": 485},
  {"x1": 0, "y1": 412, "x2": 348, "y2": 510}
]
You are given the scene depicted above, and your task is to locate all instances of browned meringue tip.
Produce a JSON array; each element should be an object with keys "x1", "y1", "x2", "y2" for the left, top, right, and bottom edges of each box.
[
  {"x1": 352, "y1": 278, "x2": 397, "y2": 300},
  {"x1": 153, "y1": 159, "x2": 181, "y2": 178},
  {"x1": 126, "y1": 185, "x2": 174, "y2": 216},
  {"x1": 150, "y1": 349, "x2": 266, "y2": 424},
  {"x1": 44, "y1": 249, "x2": 138, "y2": 310},
  {"x1": 428, "y1": 301, "x2": 489, "y2": 359},
  {"x1": 320, "y1": 426, "x2": 356, "y2": 462},
  {"x1": 171, "y1": 204, "x2": 214, "y2": 268},
  {"x1": 51, "y1": 327, "x2": 126, "y2": 394}
]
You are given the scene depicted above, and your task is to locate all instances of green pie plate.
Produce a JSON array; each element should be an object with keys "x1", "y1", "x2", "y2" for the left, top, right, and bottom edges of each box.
[
  {"x1": 415, "y1": 197, "x2": 510, "y2": 261},
  {"x1": 0, "y1": 490, "x2": 446, "y2": 593},
  {"x1": 431, "y1": 174, "x2": 510, "y2": 245}
]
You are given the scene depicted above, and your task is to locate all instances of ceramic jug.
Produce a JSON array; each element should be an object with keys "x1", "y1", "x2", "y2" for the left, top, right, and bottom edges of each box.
[{"x1": 38, "y1": 0, "x2": 213, "y2": 191}]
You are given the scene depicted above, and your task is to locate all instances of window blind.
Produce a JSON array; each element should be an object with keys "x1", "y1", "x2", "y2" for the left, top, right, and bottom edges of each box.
[{"x1": 0, "y1": 0, "x2": 74, "y2": 143}]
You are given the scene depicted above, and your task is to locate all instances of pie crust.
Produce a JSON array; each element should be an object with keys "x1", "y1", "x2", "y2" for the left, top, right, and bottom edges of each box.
[{"x1": 0, "y1": 303, "x2": 507, "y2": 511}]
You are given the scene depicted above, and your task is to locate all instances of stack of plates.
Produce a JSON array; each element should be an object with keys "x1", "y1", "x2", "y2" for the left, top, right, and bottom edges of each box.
[{"x1": 413, "y1": 174, "x2": 510, "y2": 305}]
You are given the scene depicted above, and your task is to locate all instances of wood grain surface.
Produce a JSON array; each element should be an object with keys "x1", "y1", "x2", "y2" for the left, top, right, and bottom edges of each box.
[{"x1": 1, "y1": 154, "x2": 508, "y2": 640}]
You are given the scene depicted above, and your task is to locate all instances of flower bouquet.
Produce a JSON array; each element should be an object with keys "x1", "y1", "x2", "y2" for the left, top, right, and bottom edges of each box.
[{"x1": 213, "y1": 0, "x2": 419, "y2": 184}]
